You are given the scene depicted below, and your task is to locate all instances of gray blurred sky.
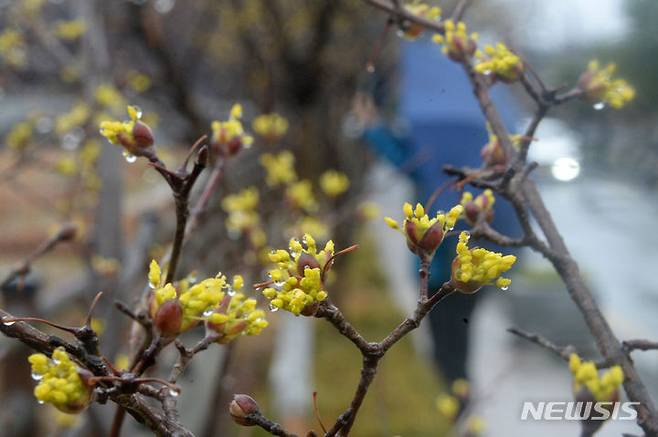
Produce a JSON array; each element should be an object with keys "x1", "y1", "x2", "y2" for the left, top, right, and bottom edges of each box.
[{"x1": 496, "y1": 0, "x2": 628, "y2": 50}]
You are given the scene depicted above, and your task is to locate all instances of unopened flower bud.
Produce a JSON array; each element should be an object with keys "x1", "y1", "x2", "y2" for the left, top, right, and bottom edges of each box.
[
  {"x1": 229, "y1": 394, "x2": 260, "y2": 426},
  {"x1": 154, "y1": 300, "x2": 183, "y2": 337},
  {"x1": 57, "y1": 223, "x2": 78, "y2": 242},
  {"x1": 132, "y1": 120, "x2": 154, "y2": 149},
  {"x1": 297, "y1": 252, "x2": 321, "y2": 275},
  {"x1": 480, "y1": 138, "x2": 507, "y2": 167},
  {"x1": 461, "y1": 190, "x2": 495, "y2": 226}
]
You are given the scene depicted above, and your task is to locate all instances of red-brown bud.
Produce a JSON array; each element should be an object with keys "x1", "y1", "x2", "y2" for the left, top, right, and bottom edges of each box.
[
  {"x1": 230, "y1": 394, "x2": 260, "y2": 426},
  {"x1": 297, "y1": 253, "x2": 321, "y2": 275},
  {"x1": 154, "y1": 300, "x2": 183, "y2": 337},
  {"x1": 480, "y1": 139, "x2": 507, "y2": 167},
  {"x1": 300, "y1": 301, "x2": 320, "y2": 317},
  {"x1": 418, "y1": 222, "x2": 445, "y2": 253},
  {"x1": 57, "y1": 223, "x2": 78, "y2": 242},
  {"x1": 132, "y1": 121, "x2": 154, "y2": 149}
]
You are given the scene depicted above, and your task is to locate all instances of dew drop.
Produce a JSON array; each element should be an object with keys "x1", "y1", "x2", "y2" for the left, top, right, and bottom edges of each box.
[
  {"x1": 31, "y1": 372, "x2": 43, "y2": 381},
  {"x1": 202, "y1": 309, "x2": 214, "y2": 317},
  {"x1": 122, "y1": 151, "x2": 137, "y2": 163},
  {"x1": 268, "y1": 303, "x2": 279, "y2": 312},
  {"x1": 148, "y1": 281, "x2": 156, "y2": 289},
  {"x1": 593, "y1": 102, "x2": 606, "y2": 111},
  {"x1": 366, "y1": 63, "x2": 375, "y2": 74},
  {"x1": 227, "y1": 288, "x2": 236, "y2": 297},
  {"x1": 37, "y1": 400, "x2": 45, "y2": 405},
  {"x1": 132, "y1": 105, "x2": 143, "y2": 119},
  {"x1": 500, "y1": 285, "x2": 509, "y2": 291},
  {"x1": 2, "y1": 319, "x2": 15, "y2": 326},
  {"x1": 169, "y1": 389, "x2": 179, "y2": 397}
]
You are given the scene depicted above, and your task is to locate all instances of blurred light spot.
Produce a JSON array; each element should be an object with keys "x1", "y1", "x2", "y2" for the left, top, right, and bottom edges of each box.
[
  {"x1": 551, "y1": 157, "x2": 581, "y2": 182},
  {"x1": 154, "y1": 0, "x2": 175, "y2": 13}
]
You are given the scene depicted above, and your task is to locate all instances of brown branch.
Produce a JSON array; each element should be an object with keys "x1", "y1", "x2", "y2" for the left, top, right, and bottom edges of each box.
[
  {"x1": 169, "y1": 333, "x2": 220, "y2": 384},
  {"x1": 1, "y1": 223, "x2": 77, "y2": 289},
  {"x1": 508, "y1": 327, "x2": 576, "y2": 361},
  {"x1": 0, "y1": 307, "x2": 192, "y2": 436},
  {"x1": 247, "y1": 411, "x2": 298, "y2": 437},
  {"x1": 451, "y1": 0, "x2": 472, "y2": 21},
  {"x1": 623, "y1": 340, "x2": 658, "y2": 353},
  {"x1": 320, "y1": 282, "x2": 455, "y2": 436}
]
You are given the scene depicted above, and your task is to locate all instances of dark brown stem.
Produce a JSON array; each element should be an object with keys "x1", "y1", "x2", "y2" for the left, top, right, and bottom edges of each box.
[
  {"x1": 0, "y1": 307, "x2": 192, "y2": 436},
  {"x1": 623, "y1": 340, "x2": 658, "y2": 353},
  {"x1": 322, "y1": 283, "x2": 455, "y2": 436},
  {"x1": 247, "y1": 411, "x2": 298, "y2": 437},
  {"x1": 169, "y1": 333, "x2": 220, "y2": 383},
  {"x1": 166, "y1": 193, "x2": 189, "y2": 284},
  {"x1": 508, "y1": 327, "x2": 576, "y2": 361},
  {"x1": 1, "y1": 223, "x2": 77, "y2": 289}
]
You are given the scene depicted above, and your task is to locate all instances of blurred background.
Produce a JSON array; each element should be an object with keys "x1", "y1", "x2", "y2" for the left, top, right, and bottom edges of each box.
[{"x1": 0, "y1": 0, "x2": 656, "y2": 436}]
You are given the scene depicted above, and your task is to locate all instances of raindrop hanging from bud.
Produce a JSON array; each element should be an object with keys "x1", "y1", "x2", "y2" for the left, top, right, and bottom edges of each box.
[
  {"x1": 122, "y1": 151, "x2": 137, "y2": 163},
  {"x1": 593, "y1": 102, "x2": 606, "y2": 111}
]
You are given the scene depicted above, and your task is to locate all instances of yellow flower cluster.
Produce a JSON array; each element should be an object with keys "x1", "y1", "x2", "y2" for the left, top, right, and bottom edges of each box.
[
  {"x1": 401, "y1": 1, "x2": 441, "y2": 40},
  {"x1": 451, "y1": 231, "x2": 516, "y2": 293},
  {"x1": 148, "y1": 260, "x2": 227, "y2": 334},
  {"x1": 94, "y1": 84, "x2": 125, "y2": 111},
  {"x1": 569, "y1": 354, "x2": 624, "y2": 401},
  {"x1": 100, "y1": 105, "x2": 154, "y2": 157},
  {"x1": 99, "y1": 105, "x2": 140, "y2": 144},
  {"x1": 222, "y1": 187, "x2": 260, "y2": 235},
  {"x1": 474, "y1": 43, "x2": 523, "y2": 82},
  {"x1": 28, "y1": 348, "x2": 90, "y2": 413},
  {"x1": 385, "y1": 202, "x2": 463, "y2": 257},
  {"x1": 0, "y1": 29, "x2": 26, "y2": 67},
  {"x1": 207, "y1": 277, "x2": 269, "y2": 343},
  {"x1": 358, "y1": 201, "x2": 380, "y2": 221},
  {"x1": 53, "y1": 20, "x2": 87, "y2": 41},
  {"x1": 436, "y1": 394, "x2": 459, "y2": 420},
  {"x1": 432, "y1": 20, "x2": 478, "y2": 62},
  {"x1": 252, "y1": 113, "x2": 289, "y2": 140},
  {"x1": 56, "y1": 102, "x2": 90, "y2": 136},
  {"x1": 578, "y1": 60, "x2": 635, "y2": 109},
  {"x1": 294, "y1": 216, "x2": 329, "y2": 241},
  {"x1": 286, "y1": 180, "x2": 318, "y2": 212},
  {"x1": 460, "y1": 189, "x2": 495, "y2": 225},
  {"x1": 127, "y1": 70, "x2": 152, "y2": 93},
  {"x1": 436, "y1": 378, "x2": 470, "y2": 422},
  {"x1": 260, "y1": 151, "x2": 297, "y2": 187},
  {"x1": 210, "y1": 104, "x2": 253, "y2": 153},
  {"x1": 319, "y1": 170, "x2": 350, "y2": 197},
  {"x1": 20, "y1": 0, "x2": 45, "y2": 16},
  {"x1": 6, "y1": 119, "x2": 33, "y2": 150},
  {"x1": 466, "y1": 416, "x2": 486, "y2": 435},
  {"x1": 262, "y1": 234, "x2": 333, "y2": 315}
]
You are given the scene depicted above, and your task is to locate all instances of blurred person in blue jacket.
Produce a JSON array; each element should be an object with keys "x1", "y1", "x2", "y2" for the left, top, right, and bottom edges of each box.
[{"x1": 353, "y1": 36, "x2": 522, "y2": 387}]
